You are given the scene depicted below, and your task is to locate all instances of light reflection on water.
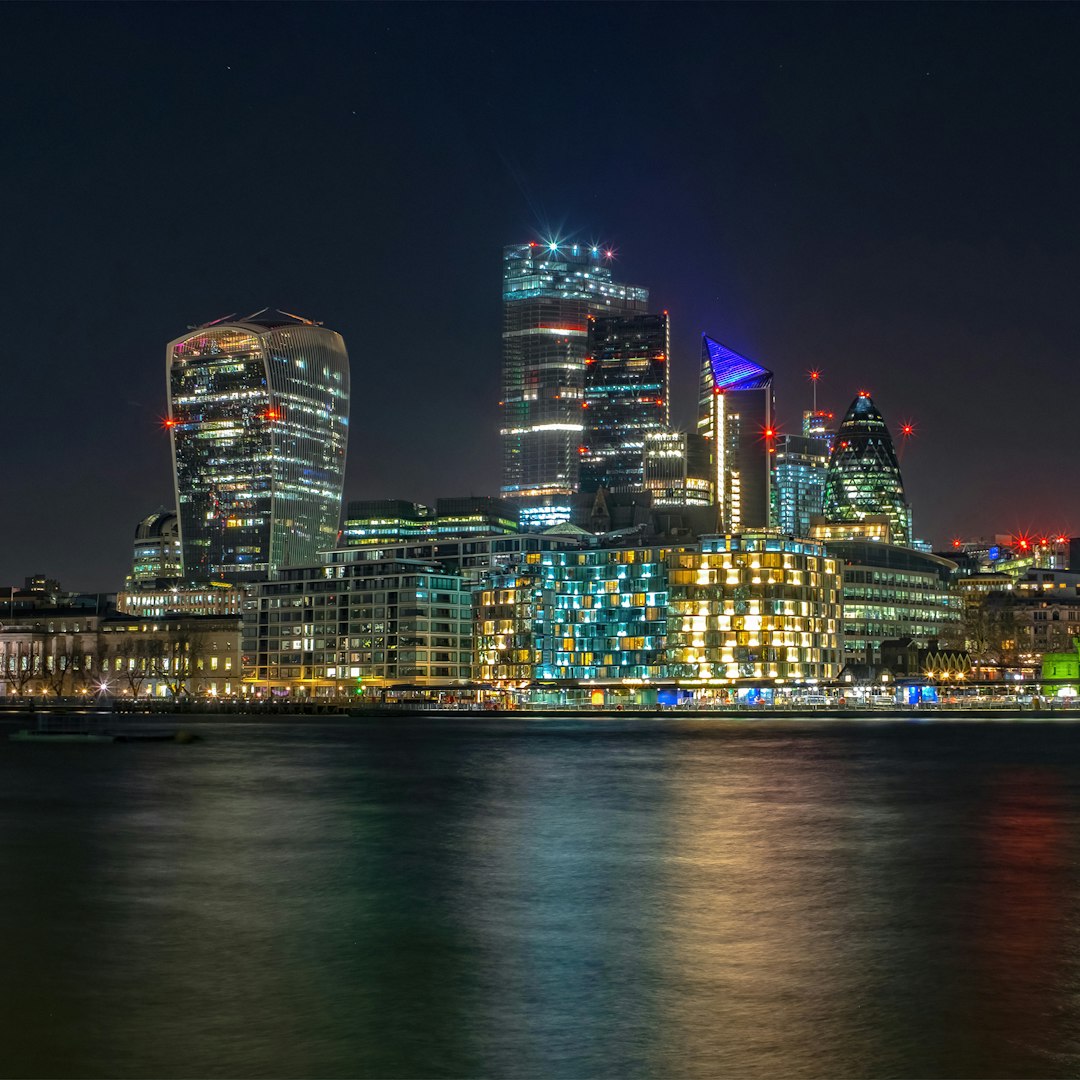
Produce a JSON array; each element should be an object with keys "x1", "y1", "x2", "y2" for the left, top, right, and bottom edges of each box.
[{"x1": 2, "y1": 717, "x2": 1080, "y2": 1078}]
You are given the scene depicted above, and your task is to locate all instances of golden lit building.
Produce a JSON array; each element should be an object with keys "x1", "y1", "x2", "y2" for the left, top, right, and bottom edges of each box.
[{"x1": 666, "y1": 532, "x2": 844, "y2": 682}]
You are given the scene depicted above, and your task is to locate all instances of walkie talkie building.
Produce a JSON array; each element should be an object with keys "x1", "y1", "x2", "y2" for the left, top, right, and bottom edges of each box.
[{"x1": 166, "y1": 310, "x2": 350, "y2": 582}]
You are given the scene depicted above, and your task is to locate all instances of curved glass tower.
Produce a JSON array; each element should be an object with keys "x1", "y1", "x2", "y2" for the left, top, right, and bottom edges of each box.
[
  {"x1": 167, "y1": 311, "x2": 350, "y2": 581},
  {"x1": 822, "y1": 392, "x2": 912, "y2": 546}
]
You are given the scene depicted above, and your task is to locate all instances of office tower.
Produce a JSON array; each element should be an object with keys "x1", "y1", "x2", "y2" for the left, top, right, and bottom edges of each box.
[
  {"x1": 126, "y1": 510, "x2": 183, "y2": 588},
  {"x1": 643, "y1": 431, "x2": 714, "y2": 506},
  {"x1": 822, "y1": 392, "x2": 912, "y2": 546},
  {"x1": 697, "y1": 336, "x2": 775, "y2": 531},
  {"x1": 803, "y1": 409, "x2": 835, "y2": 450},
  {"x1": 500, "y1": 241, "x2": 649, "y2": 528},
  {"x1": 580, "y1": 313, "x2": 670, "y2": 493},
  {"x1": 773, "y1": 434, "x2": 829, "y2": 538},
  {"x1": 166, "y1": 310, "x2": 350, "y2": 582}
]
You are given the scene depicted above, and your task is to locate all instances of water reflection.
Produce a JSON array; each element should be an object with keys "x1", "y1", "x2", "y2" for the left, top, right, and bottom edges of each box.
[{"x1": 3, "y1": 720, "x2": 1080, "y2": 1077}]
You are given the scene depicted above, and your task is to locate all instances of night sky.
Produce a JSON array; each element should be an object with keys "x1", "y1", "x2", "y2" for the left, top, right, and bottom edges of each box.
[{"x1": 4, "y1": 3, "x2": 1080, "y2": 590}]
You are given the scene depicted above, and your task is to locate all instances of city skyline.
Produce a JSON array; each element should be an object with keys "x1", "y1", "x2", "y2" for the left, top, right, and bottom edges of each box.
[{"x1": 5, "y1": 4, "x2": 1080, "y2": 589}]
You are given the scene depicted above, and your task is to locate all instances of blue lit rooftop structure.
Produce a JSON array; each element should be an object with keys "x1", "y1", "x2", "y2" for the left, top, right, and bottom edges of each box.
[{"x1": 702, "y1": 336, "x2": 773, "y2": 390}]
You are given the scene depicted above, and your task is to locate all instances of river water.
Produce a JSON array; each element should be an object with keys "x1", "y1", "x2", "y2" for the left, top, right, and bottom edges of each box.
[{"x1": 3, "y1": 716, "x2": 1080, "y2": 1078}]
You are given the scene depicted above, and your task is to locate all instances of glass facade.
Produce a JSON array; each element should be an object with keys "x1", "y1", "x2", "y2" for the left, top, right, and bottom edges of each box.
[
  {"x1": 825, "y1": 540, "x2": 960, "y2": 663},
  {"x1": 643, "y1": 431, "x2": 714, "y2": 506},
  {"x1": 341, "y1": 500, "x2": 434, "y2": 546},
  {"x1": 822, "y1": 393, "x2": 912, "y2": 547},
  {"x1": 167, "y1": 313, "x2": 349, "y2": 582},
  {"x1": 697, "y1": 336, "x2": 774, "y2": 531},
  {"x1": 475, "y1": 535, "x2": 844, "y2": 686},
  {"x1": 666, "y1": 534, "x2": 843, "y2": 681},
  {"x1": 500, "y1": 242, "x2": 648, "y2": 524},
  {"x1": 127, "y1": 510, "x2": 182, "y2": 587},
  {"x1": 341, "y1": 498, "x2": 519, "y2": 546},
  {"x1": 247, "y1": 559, "x2": 473, "y2": 692},
  {"x1": 476, "y1": 567, "x2": 544, "y2": 682},
  {"x1": 580, "y1": 313, "x2": 670, "y2": 493},
  {"x1": 773, "y1": 434, "x2": 828, "y2": 538},
  {"x1": 531, "y1": 547, "x2": 674, "y2": 680},
  {"x1": 323, "y1": 533, "x2": 582, "y2": 586}
]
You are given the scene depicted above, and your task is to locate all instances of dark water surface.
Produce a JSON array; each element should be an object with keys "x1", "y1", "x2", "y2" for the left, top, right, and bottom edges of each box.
[{"x1": 3, "y1": 717, "x2": 1080, "y2": 1079}]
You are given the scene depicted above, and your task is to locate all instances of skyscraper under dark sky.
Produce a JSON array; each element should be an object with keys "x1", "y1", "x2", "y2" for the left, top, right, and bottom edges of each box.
[
  {"x1": 697, "y1": 336, "x2": 775, "y2": 531},
  {"x1": 822, "y1": 392, "x2": 912, "y2": 546},
  {"x1": 167, "y1": 310, "x2": 350, "y2": 581},
  {"x1": 500, "y1": 242, "x2": 649, "y2": 527},
  {"x1": 580, "y1": 312, "x2": 670, "y2": 494}
]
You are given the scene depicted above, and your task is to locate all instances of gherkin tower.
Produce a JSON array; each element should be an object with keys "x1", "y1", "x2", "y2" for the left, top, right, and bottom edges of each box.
[{"x1": 822, "y1": 392, "x2": 912, "y2": 545}]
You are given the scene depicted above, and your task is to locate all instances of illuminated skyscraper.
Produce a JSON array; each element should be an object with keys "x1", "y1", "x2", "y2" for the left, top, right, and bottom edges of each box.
[
  {"x1": 500, "y1": 241, "x2": 649, "y2": 528},
  {"x1": 697, "y1": 336, "x2": 775, "y2": 531},
  {"x1": 166, "y1": 310, "x2": 350, "y2": 582},
  {"x1": 822, "y1": 392, "x2": 912, "y2": 546},
  {"x1": 580, "y1": 312, "x2": 670, "y2": 493},
  {"x1": 773, "y1": 435, "x2": 828, "y2": 538},
  {"x1": 643, "y1": 431, "x2": 714, "y2": 506}
]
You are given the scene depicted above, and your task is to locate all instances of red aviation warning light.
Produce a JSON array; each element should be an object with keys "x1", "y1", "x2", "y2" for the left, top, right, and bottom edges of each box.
[{"x1": 952, "y1": 538, "x2": 962, "y2": 549}]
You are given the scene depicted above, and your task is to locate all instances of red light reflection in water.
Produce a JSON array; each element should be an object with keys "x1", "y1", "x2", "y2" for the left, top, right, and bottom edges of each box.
[{"x1": 968, "y1": 769, "x2": 1072, "y2": 1056}]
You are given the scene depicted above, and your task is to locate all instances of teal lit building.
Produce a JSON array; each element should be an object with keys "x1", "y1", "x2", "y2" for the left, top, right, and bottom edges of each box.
[
  {"x1": 822, "y1": 393, "x2": 912, "y2": 546},
  {"x1": 773, "y1": 434, "x2": 828, "y2": 538},
  {"x1": 533, "y1": 546, "x2": 675, "y2": 680},
  {"x1": 167, "y1": 311, "x2": 350, "y2": 582}
]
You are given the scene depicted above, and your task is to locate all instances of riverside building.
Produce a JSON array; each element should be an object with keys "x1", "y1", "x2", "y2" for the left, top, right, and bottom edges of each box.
[
  {"x1": 166, "y1": 310, "x2": 350, "y2": 582},
  {"x1": 665, "y1": 533, "x2": 843, "y2": 682},
  {"x1": 825, "y1": 540, "x2": 960, "y2": 664},
  {"x1": 500, "y1": 241, "x2": 649, "y2": 528},
  {"x1": 245, "y1": 558, "x2": 474, "y2": 695},
  {"x1": 476, "y1": 533, "x2": 844, "y2": 693}
]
